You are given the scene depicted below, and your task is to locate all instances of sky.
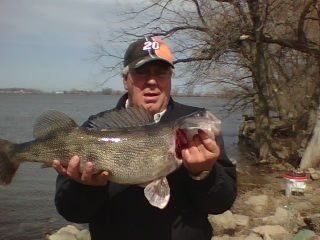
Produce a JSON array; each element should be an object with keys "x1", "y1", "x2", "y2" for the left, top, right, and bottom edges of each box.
[{"x1": 0, "y1": 0, "x2": 144, "y2": 92}]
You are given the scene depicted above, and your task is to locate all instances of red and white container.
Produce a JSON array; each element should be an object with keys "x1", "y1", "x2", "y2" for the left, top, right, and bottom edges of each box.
[{"x1": 283, "y1": 171, "x2": 309, "y2": 197}]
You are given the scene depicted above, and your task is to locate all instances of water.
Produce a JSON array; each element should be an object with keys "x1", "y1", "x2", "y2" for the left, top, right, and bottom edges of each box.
[{"x1": 0, "y1": 94, "x2": 244, "y2": 240}]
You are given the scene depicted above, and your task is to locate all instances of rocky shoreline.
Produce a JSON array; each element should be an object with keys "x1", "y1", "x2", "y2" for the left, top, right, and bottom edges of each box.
[
  {"x1": 47, "y1": 165, "x2": 320, "y2": 240},
  {"x1": 214, "y1": 165, "x2": 320, "y2": 239}
]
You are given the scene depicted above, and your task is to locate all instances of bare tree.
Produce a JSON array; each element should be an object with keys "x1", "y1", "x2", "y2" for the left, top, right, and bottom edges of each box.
[{"x1": 97, "y1": 0, "x2": 320, "y2": 165}]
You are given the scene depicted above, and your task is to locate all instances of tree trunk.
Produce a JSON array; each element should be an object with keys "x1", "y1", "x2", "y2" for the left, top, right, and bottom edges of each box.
[{"x1": 248, "y1": 0, "x2": 275, "y2": 162}]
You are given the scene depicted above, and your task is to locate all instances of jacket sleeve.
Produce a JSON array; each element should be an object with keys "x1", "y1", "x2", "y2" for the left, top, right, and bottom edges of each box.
[
  {"x1": 185, "y1": 135, "x2": 237, "y2": 214},
  {"x1": 55, "y1": 174, "x2": 109, "y2": 223}
]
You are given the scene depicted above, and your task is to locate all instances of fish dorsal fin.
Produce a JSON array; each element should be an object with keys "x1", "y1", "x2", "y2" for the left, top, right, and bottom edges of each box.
[
  {"x1": 89, "y1": 107, "x2": 154, "y2": 130},
  {"x1": 33, "y1": 110, "x2": 77, "y2": 139}
]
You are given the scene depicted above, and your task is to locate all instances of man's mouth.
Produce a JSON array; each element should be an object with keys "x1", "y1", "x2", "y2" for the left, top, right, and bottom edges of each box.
[
  {"x1": 144, "y1": 93, "x2": 159, "y2": 97},
  {"x1": 144, "y1": 93, "x2": 159, "y2": 102}
]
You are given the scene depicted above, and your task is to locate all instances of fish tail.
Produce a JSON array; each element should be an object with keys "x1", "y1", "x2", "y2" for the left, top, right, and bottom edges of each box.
[{"x1": 0, "y1": 139, "x2": 19, "y2": 185}]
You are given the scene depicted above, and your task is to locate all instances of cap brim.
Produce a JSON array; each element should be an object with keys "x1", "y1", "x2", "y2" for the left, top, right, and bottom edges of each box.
[{"x1": 128, "y1": 56, "x2": 174, "y2": 69}]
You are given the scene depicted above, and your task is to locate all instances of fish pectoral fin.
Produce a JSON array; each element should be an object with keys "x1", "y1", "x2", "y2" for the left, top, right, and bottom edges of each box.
[{"x1": 143, "y1": 177, "x2": 170, "y2": 209}]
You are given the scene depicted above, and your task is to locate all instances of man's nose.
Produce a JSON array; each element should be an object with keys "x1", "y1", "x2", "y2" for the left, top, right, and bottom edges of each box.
[{"x1": 146, "y1": 75, "x2": 158, "y2": 85}]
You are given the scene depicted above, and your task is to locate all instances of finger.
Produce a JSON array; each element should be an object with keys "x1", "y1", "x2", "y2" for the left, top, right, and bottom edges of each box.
[
  {"x1": 198, "y1": 129, "x2": 219, "y2": 152},
  {"x1": 81, "y1": 161, "x2": 94, "y2": 182},
  {"x1": 181, "y1": 147, "x2": 191, "y2": 162},
  {"x1": 184, "y1": 139, "x2": 199, "y2": 159},
  {"x1": 188, "y1": 133, "x2": 210, "y2": 156},
  {"x1": 182, "y1": 143, "x2": 201, "y2": 163},
  {"x1": 191, "y1": 134, "x2": 216, "y2": 163},
  {"x1": 52, "y1": 159, "x2": 67, "y2": 175},
  {"x1": 95, "y1": 171, "x2": 109, "y2": 185},
  {"x1": 192, "y1": 134, "x2": 202, "y2": 148},
  {"x1": 52, "y1": 159, "x2": 60, "y2": 169},
  {"x1": 67, "y1": 155, "x2": 81, "y2": 179},
  {"x1": 188, "y1": 132, "x2": 220, "y2": 162},
  {"x1": 198, "y1": 129, "x2": 211, "y2": 138}
]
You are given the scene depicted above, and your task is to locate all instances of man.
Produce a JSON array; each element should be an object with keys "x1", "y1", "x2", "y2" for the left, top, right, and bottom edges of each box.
[{"x1": 53, "y1": 36, "x2": 237, "y2": 240}]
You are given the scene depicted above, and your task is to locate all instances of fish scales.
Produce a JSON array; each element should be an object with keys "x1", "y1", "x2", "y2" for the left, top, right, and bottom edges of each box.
[
  {"x1": 12, "y1": 124, "x2": 176, "y2": 184},
  {"x1": 79, "y1": 125, "x2": 176, "y2": 184}
]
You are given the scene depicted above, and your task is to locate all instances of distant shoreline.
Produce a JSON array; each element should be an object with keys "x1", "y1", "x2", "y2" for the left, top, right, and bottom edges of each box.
[
  {"x1": 0, "y1": 88, "x2": 230, "y2": 98},
  {"x1": 0, "y1": 91, "x2": 121, "y2": 96},
  {"x1": 0, "y1": 88, "x2": 124, "y2": 95}
]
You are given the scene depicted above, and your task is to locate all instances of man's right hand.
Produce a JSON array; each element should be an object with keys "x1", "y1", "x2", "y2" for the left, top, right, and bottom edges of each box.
[{"x1": 52, "y1": 156, "x2": 109, "y2": 186}]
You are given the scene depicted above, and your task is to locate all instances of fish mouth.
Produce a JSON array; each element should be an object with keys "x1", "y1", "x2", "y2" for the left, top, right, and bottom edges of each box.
[
  {"x1": 174, "y1": 109, "x2": 221, "y2": 135},
  {"x1": 175, "y1": 129, "x2": 188, "y2": 159}
]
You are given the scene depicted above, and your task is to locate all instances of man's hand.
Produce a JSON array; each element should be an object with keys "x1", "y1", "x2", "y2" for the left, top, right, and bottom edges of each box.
[
  {"x1": 181, "y1": 129, "x2": 220, "y2": 175},
  {"x1": 52, "y1": 156, "x2": 109, "y2": 186}
]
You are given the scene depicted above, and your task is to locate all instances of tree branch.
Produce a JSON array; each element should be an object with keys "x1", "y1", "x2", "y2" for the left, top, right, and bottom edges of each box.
[
  {"x1": 262, "y1": 35, "x2": 320, "y2": 57},
  {"x1": 151, "y1": 25, "x2": 208, "y2": 37},
  {"x1": 297, "y1": 0, "x2": 314, "y2": 42},
  {"x1": 190, "y1": 0, "x2": 208, "y2": 28}
]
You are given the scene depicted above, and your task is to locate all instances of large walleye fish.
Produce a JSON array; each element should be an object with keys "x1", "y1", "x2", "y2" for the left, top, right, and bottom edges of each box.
[{"x1": 0, "y1": 107, "x2": 220, "y2": 208}]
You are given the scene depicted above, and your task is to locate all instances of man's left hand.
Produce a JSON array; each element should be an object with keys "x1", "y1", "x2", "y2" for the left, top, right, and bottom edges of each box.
[{"x1": 181, "y1": 129, "x2": 220, "y2": 176}]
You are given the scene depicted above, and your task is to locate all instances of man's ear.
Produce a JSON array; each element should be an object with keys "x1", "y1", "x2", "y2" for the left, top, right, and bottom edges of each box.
[{"x1": 123, "y1": 77, "x2": 128, "y2": 90}]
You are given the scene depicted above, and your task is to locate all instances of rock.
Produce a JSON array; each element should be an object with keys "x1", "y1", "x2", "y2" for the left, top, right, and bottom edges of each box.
[
  {"x1": 57, "y1": 225, "x2": 79, "y2": 235},
  {"x1": 209, "y1": 210, "x2": 236, "y2": 235},
  {"x1": 213, "y1": 234, "x2": 263, "y2": 240},
  {"x1": 244, "y1": 233, "x2": 263, "y2": 240},
  {"x1": 234, "y1": 214, "x2": 250, "y2": 228},
  {"x1": 304, "y1": 191, "x2": 320, "y2": 205},
  {"x1": 310, "y1": 172, "x2": 320, "y2": 180},
  {"x1": 212, "y1": 236, "x2": 250, "y2": 240},
  {"x1": 245, "y1": 195, "x2": 269, "y2": 213},
  {"x1": 48, "y1": 231, "x2": 77, "y2": 240},
  {"x1": 47, "y1": 225, "x2": 90, "y2": 240},
  {"x1": 251, "y1": 225, "x2": 289, "y2": 240},
  {"x1": 304, "y1": 213, "x2": 320, "y2": 233},
  {"x1": 306, "y1": 167, "x2": 320, "y2": 179},
  {"x1": 262, "y1": 207, "x2": 288, "y2": 225},
  {"x1": 293, "y1": 202, "x2": 314, "y2": 212},
  {"x1": 76, "y1": 229, "x2": 91, "y2": 240},
  {"x1": 275, "y1": 147, "x2": 290, "y2": 161},
  {"x1": 251, "y1": 217, "x2": 263, "y2": 227},
  {"x1": 211, "y1": 236, "x2": 228, "y2": 240},
  {"x1": 307, "y1": 168, "x2": 316, "y2": 174},
  {"x1": 292, "y1": 229, "x2": 316, "y2": 240},
  {"x1": 246, "y1": 195, "x2": 268, "y2": 207}
]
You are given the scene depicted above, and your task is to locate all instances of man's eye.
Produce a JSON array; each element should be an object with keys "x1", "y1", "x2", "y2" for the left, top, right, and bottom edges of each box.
[
  {"x1": 131, "y1": 68, "x2": 170, "y2": 77},
  {"x1": 135, "y1": 70, "x2": 147, "y2": 75},
  {"x1": 157, "y1": 71, "x2": 168, "y2": 75}
]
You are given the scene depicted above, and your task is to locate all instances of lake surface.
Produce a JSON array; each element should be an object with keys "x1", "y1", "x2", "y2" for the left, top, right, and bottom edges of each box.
[{"x1": 0, "y1": 94, "x2": 245, "y2": 240}]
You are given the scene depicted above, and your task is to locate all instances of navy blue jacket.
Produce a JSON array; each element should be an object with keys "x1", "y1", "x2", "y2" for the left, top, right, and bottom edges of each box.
[{"x1": 55, "y1": 94, "x2": 237, "y2": 240}]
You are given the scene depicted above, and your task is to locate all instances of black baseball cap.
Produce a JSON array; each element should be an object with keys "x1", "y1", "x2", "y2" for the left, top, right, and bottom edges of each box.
[{"x1": 123, "y1": 37, "x2": 174, "y2": 69}]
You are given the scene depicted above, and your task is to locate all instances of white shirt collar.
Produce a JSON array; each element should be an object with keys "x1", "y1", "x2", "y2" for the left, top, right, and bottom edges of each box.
[{"x1": 125, "y1": 99, "x2": 166, "y2": 123}]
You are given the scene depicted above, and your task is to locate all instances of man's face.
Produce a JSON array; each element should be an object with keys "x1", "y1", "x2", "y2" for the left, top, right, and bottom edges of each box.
[{"x1": 124, "y1": 61, "x2": 172, "y2": 115}]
